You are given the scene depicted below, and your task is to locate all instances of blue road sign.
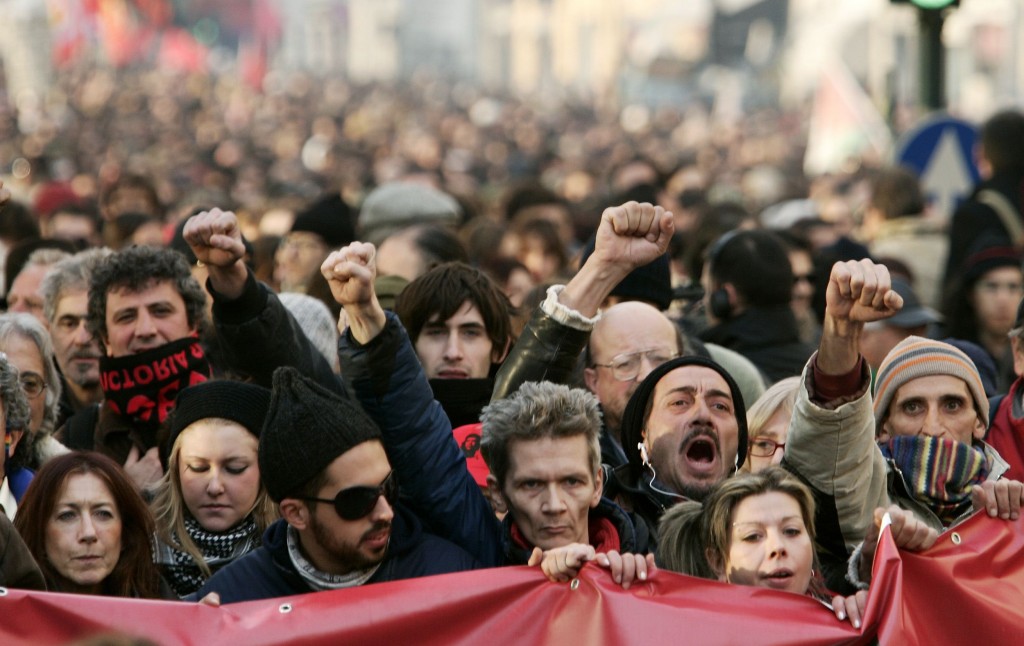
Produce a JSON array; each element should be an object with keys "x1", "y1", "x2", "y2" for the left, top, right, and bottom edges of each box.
[{"x1": 895, "y1": 114, "x2": 979, "y2": 221}]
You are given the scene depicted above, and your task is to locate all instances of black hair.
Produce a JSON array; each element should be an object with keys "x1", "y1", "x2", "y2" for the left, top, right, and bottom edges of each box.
[
  {"x1": 395, "y1": 262, "x2": 513, "y2": 361},
  {"x1": 707, "y1": 230, "x2": 793, "y2": 307}
]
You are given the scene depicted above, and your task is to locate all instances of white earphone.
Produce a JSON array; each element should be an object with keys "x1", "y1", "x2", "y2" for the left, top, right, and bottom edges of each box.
[
  {"x1": 637, "y1": 442, "x2": 650, "y2": 465},
  {"x1": 637, "y1": 441, "x2": 684, "y2": 502}
]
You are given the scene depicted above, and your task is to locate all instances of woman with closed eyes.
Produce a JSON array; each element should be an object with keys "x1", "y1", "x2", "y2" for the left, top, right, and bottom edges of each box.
[{"x1": 150, "y1": 380, "x2": 276, "y2": 597}]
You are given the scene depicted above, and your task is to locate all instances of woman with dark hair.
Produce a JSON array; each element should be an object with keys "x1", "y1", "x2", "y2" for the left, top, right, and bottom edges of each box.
[
  {"x1": 500, "y1": 217, "x2": 570, "y2": 283},
  {"x1": 942, "y1": 240, "x2": 1023, "y2": 391},
  {"x1": 151, "y1": 380, "x2": 275, "y2": 597},
  {"x1": 14, "y1": 451, "x2": 165, "y2": 598}
]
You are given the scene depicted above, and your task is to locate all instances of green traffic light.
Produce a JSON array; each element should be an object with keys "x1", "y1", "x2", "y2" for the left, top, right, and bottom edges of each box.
[{"x1": 911, "y1": 0, "x2": 956, "y2": 7}]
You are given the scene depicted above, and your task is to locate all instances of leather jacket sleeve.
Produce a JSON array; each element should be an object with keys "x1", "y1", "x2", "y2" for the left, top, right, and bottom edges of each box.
[
  {"x1": 210, "y1": 269, "x2": 343, "y2": 393},
  {"x1": 492, "y1": 305, "x2": 590, "y2": 401}
]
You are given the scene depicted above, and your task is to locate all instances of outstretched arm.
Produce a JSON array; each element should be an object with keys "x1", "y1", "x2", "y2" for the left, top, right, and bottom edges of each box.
[
  {"x1": 186, "y1": 208, "x2": 340, "y2": 389},
  {"x1": 320, "y1": 242, "x2": 387, "y2": 343},
  {"x1": 183, "y1": 207, "x2": 249, "y2": 299},
  {"x1": 558, "y1": 201, "x2": 674, "y2": 317},
  {"x1": 817, "y1": 259, "x2": 903, "y2": 376},
  {"x1": 493, "y1": 202, "x2": 673, "y2": 400},
  {"x1": 784, "y1": 259, "x2": 904, "y2": 577},
  {"x1": 327, "y1": 242, "x2": 503, "y2": 566}
]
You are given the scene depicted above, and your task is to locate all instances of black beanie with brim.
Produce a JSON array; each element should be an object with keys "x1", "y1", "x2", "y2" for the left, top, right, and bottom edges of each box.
[{"x1": 620, "y1": 356, "x2": 748, "y2": 483}]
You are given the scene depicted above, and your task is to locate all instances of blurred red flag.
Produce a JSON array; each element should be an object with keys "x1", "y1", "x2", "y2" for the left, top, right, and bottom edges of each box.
[{"x1": 157, "y1": 28, "x2": 208, "y2": 74}]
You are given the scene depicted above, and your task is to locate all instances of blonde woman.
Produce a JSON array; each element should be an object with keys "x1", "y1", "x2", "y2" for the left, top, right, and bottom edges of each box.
[
  {"x1": 744, "y1": 376, "x2": 800, "y2": 472},
  {"x1": 658, "y1": 468, "x2": 865, "y2": 627},
  {"x1": 151, "y1": 380, "x2": 277, "y2": 597}
]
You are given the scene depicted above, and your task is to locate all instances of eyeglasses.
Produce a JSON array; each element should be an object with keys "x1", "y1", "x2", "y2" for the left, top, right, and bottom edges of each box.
[
  {"x1": 299, "y1": 471, "x2": 398, "y2": 520},
  {"x1": 748, "y1": 437, "x2": 785, "y2": 458},
  {"x1": 592, "y1": 349, "x2": 678, "y2": 382},
  {"x1": 279, "y1": 235, "x2": 326, "y2": 254},
  {"x1": 19, "y1": 372, "x2": 46, "y2": 399}
]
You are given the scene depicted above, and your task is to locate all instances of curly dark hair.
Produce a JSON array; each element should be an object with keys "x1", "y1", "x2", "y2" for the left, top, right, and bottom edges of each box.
[{"x1": 86, "y1": 246, "x2": 207, "y2": 343}]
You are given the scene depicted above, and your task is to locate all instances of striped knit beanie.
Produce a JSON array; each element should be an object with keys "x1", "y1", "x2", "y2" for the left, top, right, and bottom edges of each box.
[{"x1": 872, "y1": 336, "x2": 989, "y2": 431}]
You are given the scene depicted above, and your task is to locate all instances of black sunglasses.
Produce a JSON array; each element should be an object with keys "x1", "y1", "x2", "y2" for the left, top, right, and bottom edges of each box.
[{"x1": 300, "y1": 471, "x2": 398, "y2": 520}]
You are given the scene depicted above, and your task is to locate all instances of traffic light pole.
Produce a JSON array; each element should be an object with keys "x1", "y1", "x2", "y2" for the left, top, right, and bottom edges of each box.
[{"x1": 918, "y1": 7, "x2": 946, "y2": 110}]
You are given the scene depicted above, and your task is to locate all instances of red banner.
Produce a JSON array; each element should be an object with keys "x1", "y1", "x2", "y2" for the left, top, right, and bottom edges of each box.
[{"x1": 1, "y1": 513, "x2": 1020, "y2": 646}]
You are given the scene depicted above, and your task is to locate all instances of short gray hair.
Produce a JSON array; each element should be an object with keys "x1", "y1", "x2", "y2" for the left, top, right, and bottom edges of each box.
[
  {"x1": 41, "y1": 248, "x2": 113, "y2": 324},
  {"x1": 480, "y1": 381, "x2": 602, "y2": 489}
]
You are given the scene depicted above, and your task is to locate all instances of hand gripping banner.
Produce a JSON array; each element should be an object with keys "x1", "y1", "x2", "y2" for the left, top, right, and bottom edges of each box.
[{"x1": 1, "y1": 513, "x2": 1021, "y2": 646}]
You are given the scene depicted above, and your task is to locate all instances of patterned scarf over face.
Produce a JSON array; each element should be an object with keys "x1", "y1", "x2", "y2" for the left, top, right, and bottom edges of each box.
[
  {"x1": 100, "y1": 337, "x2": 211, "y2": 434},
  {"x1": 880, "y1": 435, "x2": 990, "y2": 526},
  {"x1": 160, "y1": 514, "x2": 260, "y2": 598}
]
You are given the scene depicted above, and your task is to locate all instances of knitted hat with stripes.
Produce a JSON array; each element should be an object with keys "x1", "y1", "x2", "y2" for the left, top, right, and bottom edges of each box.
[{"x1": 872, "y1": 336, "x2": 989, "y2": 431}]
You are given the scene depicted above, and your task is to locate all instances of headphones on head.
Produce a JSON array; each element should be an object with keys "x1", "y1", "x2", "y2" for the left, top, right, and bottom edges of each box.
[{"x1": 705, "y1": 230, "x2": 742, "y2": 320}]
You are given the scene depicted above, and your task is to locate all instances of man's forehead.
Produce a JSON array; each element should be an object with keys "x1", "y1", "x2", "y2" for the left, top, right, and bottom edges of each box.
[
  {"x1": 108, "y1": 279, "x2": 176, "y2": 297},
  {"x1": 56, "y1": 289, "x2": 89, "y2": 313},
  {"x1": 106, "y1": 280, "x2": 183, "y2": 308},
  {"x1": 425, "y1": 301, "x2": 485, "y2": 326},
  {"x1": 595, "y1": 304, "x2": 675, "y2": 340},
  {"x1": 323, "y1": 440, "x2": 391, "y2": 489},
  {"x1": 653, "y1": 365, "x2": 732, "y2": 397},
  {"x1": 10, "y1": 264, "x2": 48, "y2": 290},
  {"x1": 506, "y1": 435, "x2": 591, "y2": 474},
  {"x1": 892, "y1": 373, "x2": 973, "y2": 402}
]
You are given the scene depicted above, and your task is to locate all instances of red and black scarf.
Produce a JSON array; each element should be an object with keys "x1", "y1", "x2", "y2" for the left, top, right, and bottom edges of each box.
[{"x1": 99, "y1": 337, "x2": 211, "y2": 434}]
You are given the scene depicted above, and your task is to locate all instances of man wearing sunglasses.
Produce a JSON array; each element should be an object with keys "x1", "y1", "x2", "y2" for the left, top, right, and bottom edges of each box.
[{"x1": 189, "y1": 367, "x2": 478, "y2": 604}]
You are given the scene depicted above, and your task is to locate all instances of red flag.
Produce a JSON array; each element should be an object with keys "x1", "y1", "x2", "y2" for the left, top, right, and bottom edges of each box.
[
  {"x1": 874, "y1": 511, "x2": 1024, "y2": 645},
  {"x1": 1, "y1": 513, "x2": 1021, "y2": 645}
]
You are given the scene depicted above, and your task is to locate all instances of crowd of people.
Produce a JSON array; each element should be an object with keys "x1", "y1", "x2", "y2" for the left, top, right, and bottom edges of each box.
[{"x1": 2, "y1": 63, "x2": 1024, "y2": 639}]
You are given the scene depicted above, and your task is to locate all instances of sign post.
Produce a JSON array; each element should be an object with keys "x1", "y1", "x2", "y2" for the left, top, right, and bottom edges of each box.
[
  {"x1": 891, "y1": 0, "x2": 959, "y2": 110},
  {"x1": 895, "y1": 114, "x2": 978, "y2": 222}
]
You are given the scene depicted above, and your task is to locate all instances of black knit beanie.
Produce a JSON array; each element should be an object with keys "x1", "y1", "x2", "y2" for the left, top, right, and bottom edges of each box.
[
  {"x1": 258, "y1": 367, "x2": 382, "y2": 502},
  {"x1": 162, "y1": 380, "x2": 271, "y2": 468},
  {"x1": 291, "y1": 194, "x2": 356, "y2": 248},
  {"x1": 620, "y1": 356, "x2": 748, "y2": 483}
]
